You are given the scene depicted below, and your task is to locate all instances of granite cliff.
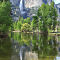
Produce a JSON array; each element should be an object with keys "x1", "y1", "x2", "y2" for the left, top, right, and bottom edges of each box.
[
  {"x1": 25, "y1": 0, "x2": 52, "y2": 8},
  {"x1": 10, "y1": 0, "x2": 52, "y2": 20},
  {"x1": 10, "y1": 0, "x2": 52, "y2": 8}
]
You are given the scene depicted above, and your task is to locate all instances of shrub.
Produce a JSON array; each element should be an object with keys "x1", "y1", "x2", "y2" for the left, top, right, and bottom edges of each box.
[{"x1": 21, "y1": 23, "x2": 31, "y2": 32}]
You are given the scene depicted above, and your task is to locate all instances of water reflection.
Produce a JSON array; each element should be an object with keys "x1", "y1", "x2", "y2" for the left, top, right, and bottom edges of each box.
[
  {"x1": 0, "y1": 33, "x2": 60, "y2": 60},
  {"x1": 11, "y1": 32, "x2": 60, "y2": 60},
  {"x1": 0, "y1": 37, "x2": 12, "y2": 60}
]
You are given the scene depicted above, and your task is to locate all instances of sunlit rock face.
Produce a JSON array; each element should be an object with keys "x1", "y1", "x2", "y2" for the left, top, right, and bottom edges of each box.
[
  {"x1": 25, "y1": 0, "x2": 52, "y2": 8},
  {"x1": 25, "y1": 0, "x2": 43, "y2": 8},
  {"x1": 10, "y1": 0, "x2": 52, "y2": 7}
]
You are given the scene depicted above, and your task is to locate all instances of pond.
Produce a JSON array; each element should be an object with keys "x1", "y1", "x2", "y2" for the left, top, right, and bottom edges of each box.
[{"x1": 0, "y1": 32, "x2": 60, "y2": 60}]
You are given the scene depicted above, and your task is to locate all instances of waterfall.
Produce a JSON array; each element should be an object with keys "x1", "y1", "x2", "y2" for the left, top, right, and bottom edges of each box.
[
  {"x1": 19, "y1": 0, "x2": 26, "y2": 14},
  {"x1": 19, "y1": 0, "x2": 23, "y2": 12}
]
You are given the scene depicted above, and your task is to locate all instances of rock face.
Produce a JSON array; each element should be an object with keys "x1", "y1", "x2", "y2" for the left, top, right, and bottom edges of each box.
[
  {"x1": 10, "y1": 0, "x2": 52, "y2": 6},
  {"x1": 55, "y1": 3, "x2": 60, "y2": 21},
  {"x1": 25, "y1": 0, "x2": 52, "y2": 8},
  {"x1": 10, "y1": 0, "x2": 20, "y2": 6},
  {"x1": 25, "y1": 0, "x2": 52, "y2": 17},
  {"x1": 10, "y1": 0, "x2": 52, "y2": 20},
  {"x1": 25, "y1": 0, "x2": 43, "y2": 8}
]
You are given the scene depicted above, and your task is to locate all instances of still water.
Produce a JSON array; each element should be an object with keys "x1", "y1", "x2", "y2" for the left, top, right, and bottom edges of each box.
[{"x1": 0, "y1": 32, "x2": 60, "y2": 60}]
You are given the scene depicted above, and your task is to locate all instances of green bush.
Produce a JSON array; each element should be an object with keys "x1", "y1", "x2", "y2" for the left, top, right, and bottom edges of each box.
[{"x1": 21, "y1": 23, "x2": 31, "y2": 32}]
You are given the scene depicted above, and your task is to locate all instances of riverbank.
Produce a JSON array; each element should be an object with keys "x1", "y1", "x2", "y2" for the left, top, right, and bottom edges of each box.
[
  {"x1": 0, "y1": 30, "x2": 60, "y2": 38},
  {"x1": 50, "y1": 32, "x2": 60, "y2": 35},
  {"x1": 0, "y1": 34, "x2": 8, "y2": 38},
  {"x1": 12, "y1": 30, "x2": 60, "y2": 35}
]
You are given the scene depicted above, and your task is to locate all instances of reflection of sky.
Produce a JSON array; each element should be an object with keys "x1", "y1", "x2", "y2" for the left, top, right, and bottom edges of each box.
[
  {"x1": 56, "y1": 57, "x2": 60, "y2": 60},
  {"x1": 54, "y1": 0, "x2": 60, "y2": 4}
]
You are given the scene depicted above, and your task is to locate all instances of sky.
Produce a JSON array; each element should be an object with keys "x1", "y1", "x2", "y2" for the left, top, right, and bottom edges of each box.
[{"x1": 54, "y1": 0, "x2": 60, "y2": 4}]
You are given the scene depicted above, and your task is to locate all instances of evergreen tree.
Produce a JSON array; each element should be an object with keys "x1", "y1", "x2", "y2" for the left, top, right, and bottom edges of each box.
[
  {"x1": 0, "y1": 1, "x2": 12, "y2": 33},
  {"x1": 37, "y1": 2, "x2": 57, "y2": 33}
]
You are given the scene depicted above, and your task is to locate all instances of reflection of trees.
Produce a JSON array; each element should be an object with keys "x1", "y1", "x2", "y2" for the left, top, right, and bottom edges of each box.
[
  {"x1": 31, "y1": 33, "x2": 39, "y2": 51},
  {"x1": 0, "y1": 37, "x2": 12, "y2": 58},
  {"x1": 12, "y1": 32, "x2": 58, "y2": 59},
  {"x1": 31, "y1": 34, "x2": 58, "y2": 57},
  {"x1": 12, "y1": 32, "x2": 32, "y2": 46},
  {"x1": 21, "y1": 33, "x2": 32, "y2": 46}
]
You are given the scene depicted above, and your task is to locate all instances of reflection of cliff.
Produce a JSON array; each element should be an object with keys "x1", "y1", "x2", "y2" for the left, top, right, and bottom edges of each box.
[{"x1": 25, "y1": 52, "x2": 38, "y2": 60}]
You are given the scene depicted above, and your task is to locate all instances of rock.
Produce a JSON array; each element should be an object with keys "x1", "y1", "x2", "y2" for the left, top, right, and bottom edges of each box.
[{"x1": 10, "y1": 0, "x2": 52, "y2": 20}]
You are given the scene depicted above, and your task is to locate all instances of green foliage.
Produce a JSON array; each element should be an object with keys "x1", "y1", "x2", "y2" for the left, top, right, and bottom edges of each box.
[
  {"x1": 21, "y1": 23, "x2": 31, "y2": 32},
  {"x1": 50, "y1": 2, "x2": 58, "y2": 30},
  {"x1": 13, "y1": 17, "x2": 23, "y2": 31},
  {"x1": 24, "y1": 17, "x2": 30, "y2": 24},
  {"x1": 17, "y1": 21, "x2": 21, "y2": 30},
  {"x1": 0, "y1": 0, "x2": 9, "y2": 2},
  {"x1": 12, "y1": 2, "x2": 57, "y2": 33},
  {"x1": 37, "y1": 2, "x2": 57, "y2": 32},
  {"x1": 19, "y1": 17, "x2": 24, "y2": 23},
  {"x1": 13, "y1": 17, "x2": 31, "y2": 31},
  {"x1": 26, "y1": 17, "x2": 31, "y2": 24},
  {"x1": 13, "y1": 22, "x2": 17, "y2": 30},
  {"x1": 13, "y1": 21, "x2": 22, "y2": 31},
  {"x1": 0, "y1": 1, "x2": 12, "y2": 33},
  {"x1": 38, "y1": 18, "x2": 42, "y2": 30},
  {"x1": 31, "y1": 16, "x2": 38, "y2": 31},
  {"x1": 31, "y1": 20, "x2": 35, "y2": 30},
  {"x1": 11, "y1": 32, "x2": 58, "y2": 56}
]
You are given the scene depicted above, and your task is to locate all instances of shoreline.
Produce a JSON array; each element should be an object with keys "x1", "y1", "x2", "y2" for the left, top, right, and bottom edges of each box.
[{"x1": 12, "y1": 30, "x2": 60, "y2": 34}]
